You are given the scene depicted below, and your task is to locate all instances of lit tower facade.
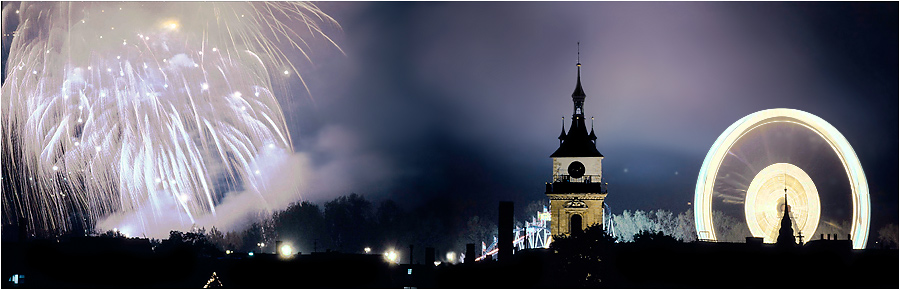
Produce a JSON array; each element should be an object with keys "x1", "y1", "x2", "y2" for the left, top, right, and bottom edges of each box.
[{"x1": 546, "y1": 52, "x2": 607, "y2": 237}]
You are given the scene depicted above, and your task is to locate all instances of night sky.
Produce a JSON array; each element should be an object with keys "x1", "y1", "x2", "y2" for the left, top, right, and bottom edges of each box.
[{"x1": 276, "y1": 2, "x2": 897, "y2": 232}]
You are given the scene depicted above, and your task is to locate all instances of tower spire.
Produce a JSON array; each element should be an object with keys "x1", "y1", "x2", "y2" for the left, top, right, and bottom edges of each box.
[{"x1": 572, "y1": 42, "x2": 585, "y2": 115}]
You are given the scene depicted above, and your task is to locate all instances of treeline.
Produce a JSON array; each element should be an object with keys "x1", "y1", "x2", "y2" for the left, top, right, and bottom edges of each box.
[{"x1": 200, "y1": 194, "x2": 507, "y2": 259}]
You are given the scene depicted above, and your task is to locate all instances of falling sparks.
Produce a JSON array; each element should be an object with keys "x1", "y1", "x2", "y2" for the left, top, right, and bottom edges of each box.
[{"x1": 2, "y1": 2, "x2": 341, "y2": 236}]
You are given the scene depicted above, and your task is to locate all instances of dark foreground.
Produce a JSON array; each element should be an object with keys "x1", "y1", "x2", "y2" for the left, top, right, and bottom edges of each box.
[{"x1": 2, "y1": 236, "x2": 897, "y2": 288}]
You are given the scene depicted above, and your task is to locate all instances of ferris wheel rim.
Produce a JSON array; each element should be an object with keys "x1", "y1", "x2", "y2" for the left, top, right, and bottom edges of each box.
[{"x1": 694, "y1": 108, "x2": 870, "y2": 249}]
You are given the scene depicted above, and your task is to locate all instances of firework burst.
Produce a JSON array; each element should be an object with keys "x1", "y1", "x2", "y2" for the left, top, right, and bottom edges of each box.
[{"x1": 1, "y1": 2, "x2": 339, "y2": 237}]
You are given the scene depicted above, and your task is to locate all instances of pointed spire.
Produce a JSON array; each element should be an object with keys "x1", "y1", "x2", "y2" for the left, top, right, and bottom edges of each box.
[
  {"x1": 777, "y1": 193, "x2": 796, "y2": 247},
  {"x1": 589, "y1": 117, "x2": 597, "y2": 142},
  {"x1": 558, "y1": 117, "x2": 567, "y2": 144},
  {"x1": 572, "y1": 46, "x2": 585, "y2": 98}
]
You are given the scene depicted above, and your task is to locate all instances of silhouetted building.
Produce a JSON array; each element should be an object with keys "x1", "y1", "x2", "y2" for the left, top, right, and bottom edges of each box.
[{"x1": 776, "y1": 194, "x2": 796, "y2": 248}]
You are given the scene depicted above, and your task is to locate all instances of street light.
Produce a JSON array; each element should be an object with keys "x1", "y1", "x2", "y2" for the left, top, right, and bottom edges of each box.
[
  {"x1": 446, "y1": 251, "x2": 456, "y2": 263},
  {"x1": 280, "y1": 244, "x2": 293, "y2": 257},
  {"x1": 384, "y1": 250, "x2": 398, "y2": 263},
  {"x1": 364, "y1": 247, "x2": 371, "y2": 254}
]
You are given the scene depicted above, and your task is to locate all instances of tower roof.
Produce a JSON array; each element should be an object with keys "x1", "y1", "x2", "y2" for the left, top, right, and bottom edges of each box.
[{"x1": 551, "y1": 48, "x2": 602, "y2": 158}]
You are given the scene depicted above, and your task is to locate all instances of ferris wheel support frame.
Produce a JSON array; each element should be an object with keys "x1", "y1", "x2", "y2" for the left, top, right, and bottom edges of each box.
[{"x1": 694, "y1": 108, "x2": 870, "y2": 249}]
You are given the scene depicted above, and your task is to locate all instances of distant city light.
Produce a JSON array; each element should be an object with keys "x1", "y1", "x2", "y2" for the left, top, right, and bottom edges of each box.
[
  {"x1": 280, "y1": 244, "x2": 293, "y2": 257},
  {"x1": 225, "y1": 250, "x2": 232, "y2": 255},
  {"x1": 445, "y1": 251, "x2": 456, "y2": 263},
  {"x1": 364, "y1": 247, "x2": 371, "y2": 254},
  {"x1": 433, "y1": 261, "x2": 441, "y2": 266},
  {"x1": 384, "y1": 250, "x2": 398, "y2": 263},
  {"x1": 248, "y1": 252, "x2": 254, "y2": 257}
]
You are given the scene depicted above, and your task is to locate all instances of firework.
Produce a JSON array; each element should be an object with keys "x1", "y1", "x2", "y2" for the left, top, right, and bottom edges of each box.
[{"x1": 1, "y1": 2, "x2": 339, "y2": 237}]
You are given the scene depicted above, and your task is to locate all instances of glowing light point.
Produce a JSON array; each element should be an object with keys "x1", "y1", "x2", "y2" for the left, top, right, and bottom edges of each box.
[
  {"x1": 77, "y1": 118, "x2": 83, "y2": 123},
  {"x1": 212, "y1": 47, "x2": 218, "y2": 52},
  {"x1": 95, "y1": 146, "x2": 102, "y2": 153},
  {"x1": 155, "y1": 178, "x2": 162, "y2": 183},
  {"x1": 248, "y1": 252, "x2": 254, "y2": 257},
  {"x1": 32, "y1": 70, "x2": 37, "y2": 75},
  {"x1": 74, "y1": 141, "x2": 79, "y2": 146},
  {"x1": 52, "y1": 165, "x2": 59, "y2": 171},
  {"x1": 364, "y1": 247, "x2": 371, "y2": 254},
  {"x1": 116, "y1": 56, "x2": 121, "y2": 60},
  {"x1": 201, "y1": 83, "x2": 209, "y2": 90},
  {"x1": 87, "y1": 66, "x2": 92, "y2": 70},
  {"x1": 280, "y1": 245, "x2": 293, "y2": 257},
  {"x1": 283, "y1": 70, "x2": 290, "y2": 75},
  {"x1": 255, "y1": 170, "x2": 261, "y2": 175},
  {"x1": 384, "y1": 250, "x2": 399, "y2": 263}
]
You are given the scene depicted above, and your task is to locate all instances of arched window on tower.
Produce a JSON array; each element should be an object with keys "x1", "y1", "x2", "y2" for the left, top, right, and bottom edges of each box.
[{"x1": 570, "y1": 214, "x2": 583, "y2": 234}]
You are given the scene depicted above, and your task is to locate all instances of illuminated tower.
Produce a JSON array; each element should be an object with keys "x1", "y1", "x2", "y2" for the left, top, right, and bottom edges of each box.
[{"x1": 546, "y1": 48, "x2": 607, "y2": 238}]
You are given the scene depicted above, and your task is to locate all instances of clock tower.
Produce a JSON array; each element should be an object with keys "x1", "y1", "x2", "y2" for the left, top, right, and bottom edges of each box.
[{"x1": 546, "y1": 50, "x2": 607, "y2": 238}]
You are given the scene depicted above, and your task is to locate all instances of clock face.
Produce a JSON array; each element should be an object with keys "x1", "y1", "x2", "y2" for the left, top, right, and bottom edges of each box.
[{"x1": 568, "y1": 161, "x2": 585, "y2": 178}]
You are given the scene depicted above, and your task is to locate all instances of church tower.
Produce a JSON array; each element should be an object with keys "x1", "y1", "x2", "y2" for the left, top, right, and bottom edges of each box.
[{"x1": 546, "y1": 47, "x2": 607, "y2": 237}]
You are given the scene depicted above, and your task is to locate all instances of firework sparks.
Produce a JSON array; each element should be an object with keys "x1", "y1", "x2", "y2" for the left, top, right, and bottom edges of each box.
[{"x1": 1, "y1": 2, "x2": 339, "y2": 237}]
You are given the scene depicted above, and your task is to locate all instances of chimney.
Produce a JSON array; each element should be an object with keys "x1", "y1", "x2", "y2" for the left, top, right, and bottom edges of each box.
[
  {"x1": 465, "y1": 244, "x2": 475, "y2": 264},
  {"x1": 499, "y1": 201, "x2": 514, "y2": 262}
]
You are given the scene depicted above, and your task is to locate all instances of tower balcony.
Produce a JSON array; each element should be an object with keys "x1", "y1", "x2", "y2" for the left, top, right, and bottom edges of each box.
[
  {"x1": 553, "y1": 174, "x2": 600, "y2": 183},
  {"x1": 547, "y1": 175, "x2": 607, "y2": 194}
]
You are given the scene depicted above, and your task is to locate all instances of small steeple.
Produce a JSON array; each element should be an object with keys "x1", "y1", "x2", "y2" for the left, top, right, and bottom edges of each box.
[
  {"x1": 589, "y1": 117, "x2": 597, "y2": 143},
  {"x1": 558, "y1": 117, "x2": 567, "y2": 145},
  {"x1": 777, "y1": 193, "x2": 796, "y2": 247}
]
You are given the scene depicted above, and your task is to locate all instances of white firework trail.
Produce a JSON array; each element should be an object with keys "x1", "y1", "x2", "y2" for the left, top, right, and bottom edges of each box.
[{"x1": 1, "y1": 2, "x2": 340, "y2": 237}]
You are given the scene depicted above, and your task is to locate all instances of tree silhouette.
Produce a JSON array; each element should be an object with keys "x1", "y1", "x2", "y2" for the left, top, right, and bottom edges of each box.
[{"x1": 549, "y1": 223, "x2": 618, "y2": 287}]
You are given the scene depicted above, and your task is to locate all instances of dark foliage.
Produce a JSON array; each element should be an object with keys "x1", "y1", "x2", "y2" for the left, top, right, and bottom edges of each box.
[{"x1": 548, "y1": 223, "x2": 617, "y2": 287}]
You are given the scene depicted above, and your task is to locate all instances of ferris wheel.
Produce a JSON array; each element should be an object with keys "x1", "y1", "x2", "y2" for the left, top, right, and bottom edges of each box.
[{"x1": 694, "y1": 108, "x2": 870, "y2": 249}]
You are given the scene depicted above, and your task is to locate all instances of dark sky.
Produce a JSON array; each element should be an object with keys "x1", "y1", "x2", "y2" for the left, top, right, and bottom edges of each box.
[{"x1": 277, "y1": 2, "x2": 896, "y2": 231}]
